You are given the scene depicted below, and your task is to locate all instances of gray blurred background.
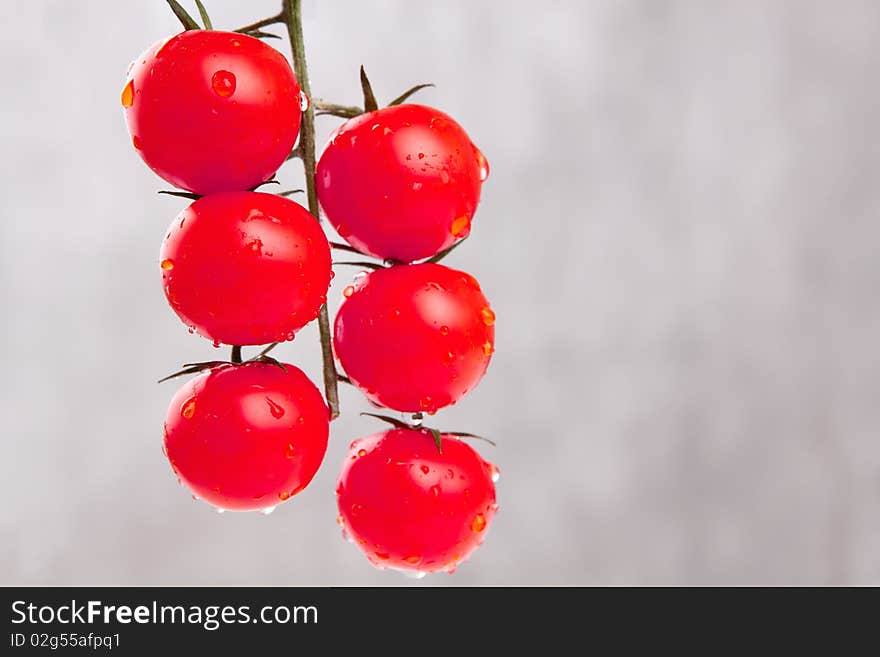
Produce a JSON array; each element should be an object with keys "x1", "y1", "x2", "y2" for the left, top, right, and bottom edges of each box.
[{"x1": 1, "y1": 0, "x2": 878, "y2": 586}]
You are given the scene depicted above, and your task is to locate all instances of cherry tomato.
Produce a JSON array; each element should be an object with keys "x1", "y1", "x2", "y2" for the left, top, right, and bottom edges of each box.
[
  {"x1": 160, "y1": 192, "x2": 331, "y2": 346},
  {"x1": 163, "y1": 362, "x2": 329, "y2": 511},
  {"x1": 316, "y1": 104, "x2": 489, "y2": 262},
  {"x1": 333, "y1": 263, "x2": 495, "y2": 413},
  {"x1": 337, "y1": 429, "x2": 498, "y2": 574},
  {"x1": 122, "y1": 30, "x2": 301, "y2": 194}
]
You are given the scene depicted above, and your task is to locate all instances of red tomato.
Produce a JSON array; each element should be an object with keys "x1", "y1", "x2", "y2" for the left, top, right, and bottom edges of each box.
[
  {"x1": 316, "y1": 104, "x2": 489, "y2": 262},
  {"x1": 163, "y1": 362, "x2": 329, "y2": 512},
  {"x1": 333, "y1": 263, "x2": 495, "y2": 413},
  {"x1": 122, "y1": 30, "x2": 302, "y2": 194},
  {"x1": 337, "y1": 429, "x2": 498, "y2": 575},
  {"x1": 160, "y1": 192, "x2": 331, "y2": 346}
]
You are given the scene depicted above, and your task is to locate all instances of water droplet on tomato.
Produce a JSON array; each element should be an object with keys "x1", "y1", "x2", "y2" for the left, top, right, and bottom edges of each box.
[
  {"x1": 471, "y1": 513, "x2": 487, "y2": 532},
  {"x1": 481, "y1": 307, "x2": 496, "y2": 326},
  {"x1": 212, "y1": 339, "x2": 221, "y2": 348},
  {"x1": 430, "y1": 485, "x2": 441, "y2": 496},
  {"x1": 279, "y1": 491, "x2": 290, "y2": 501},
  {"x1": 232, "y1": 39, "x2": 241, "y2": 48},
  {"x1": 450, "y1": 214, "x2": 471, "y2": 238},
  {"x1": 441, "y1": 351, "x2": 455, "y2": 365},
  {"x1": 120, "y1": 80, "x2": 134, "y2": 107},
  {"x1": 374, "y1": 550, "x2": 390, "y2": 560},
  {"x1": 350, "y1": 503, "x2": 363, "y2": 516},
  {"x1": 160, "y1": 258, "x2": 174, "y2": 271},
  {"x1": 404, "y1": 555, "x2": 421, "y2": 565},
  {"x1": 343, "y1": 285, "x2": 355, "y2": 298},
  {"x1": 181, "y1": 397, "x2": 197, "y2": 419},
  {"x1": 132, "y1": 135, "x2": 143, "y2": 150},
  {"x1": 488, "y1": 463, "x2": 500, "y2": 483},
  {"x1": 482, "y1": 341, "x2": 493, "y2": 356},
  {"x1": 285, "y1": 443, "x2": 295, "y2": 459},
  {"x1": 329, "y1": 270, "x2": 336, "y2": 279},
  {"x1": 420, "y1": 465, "x2": 430, "y2": 475},
  {"x1": 419, "y1": 396, "x2": 433, "y2": 411},
  {"x1": 211, "y1": 70, "x2": 236, "y2": 98},
  {"x1": 412, "y1": 182, "x2": 423, "y2": 191},
  {"x1": 439, "y1": 325, "x2": 449, "y2": 336},
  {"x1": 337, "y1": 224, "x2": 351, "y2": 238},
  {"x1": 357, "y1": 449, "x2": 367, "y2": 457},
  {"x1": 446, "y1": 469, "x2": 455, "y2": 479},
  {"x1": 265, "y1": 397, "x2": 285, "y2": 418},
  {"x1": 261, "y1": 506, "x2": 276, "y2": 515},
  {"x1": 476, "y1": 149, "x2": 490, "y2": 181},
  {"x1": 299, "y1": 90, "x2": 309, "y2": 111}
]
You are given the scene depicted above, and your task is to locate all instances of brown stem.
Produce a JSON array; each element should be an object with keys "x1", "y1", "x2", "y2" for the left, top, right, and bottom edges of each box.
[{"x1": 281, "y1": 0, "x2": 340, "y2": 420}]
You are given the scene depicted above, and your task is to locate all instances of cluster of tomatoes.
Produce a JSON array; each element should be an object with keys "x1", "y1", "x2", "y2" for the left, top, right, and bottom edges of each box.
[{"x1": 122, "y1": 24, "x2": 497, "y2": 576}]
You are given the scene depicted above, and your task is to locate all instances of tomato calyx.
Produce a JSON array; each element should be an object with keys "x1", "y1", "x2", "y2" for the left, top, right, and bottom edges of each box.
[
  {"x1": 314, "y1": 67, "x2": 435, "y2": 119},
  {"x1": 157, "y1": 345, "x2": 287, "y2": 383},
  {"x1": 359, "y1": 412, "x2": 495, "y2": 455}
]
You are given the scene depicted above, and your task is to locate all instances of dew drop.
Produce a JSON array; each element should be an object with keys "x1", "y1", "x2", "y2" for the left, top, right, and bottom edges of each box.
[
  {"x1": 482, "y1": 341, "x2": 494, "y2": 356},
  {"x1": 343, "y1": 285, "x2": 355, "y2": 298},
  {"x1": 441, "y1": 351, "x2": 455, "y2": 365},
  {"x1": 480, "y1": 307, "x2": 496, "y2": 326},
  {"x1": 261, "y1": 506, "x2": 276, "y2": 516},
  {"x1": 439, "y1": 325, "x2": 449, "y2": 336},
  {"x1": 419, "y1": 396, "x2": 433, "y2": 411},
  {"x1": 446, "y1": 469, "x2": 454, "y2": 479},
  {"x1": 211, "y1": 70, "x2": 236, "y2": 98},
  {"x1": 181, "y1": 397, "x2": 197, "y2": 419},
  {"x1": 430, "y1": 485, "x2": 441, "y2": 497},
  {"x1": 471, "y1": 513, "x2": 487, "y2": 533},
  {"x1": 350, "y1": 503, "x2": 363, "y2": 516},
  {"x1": 232, "y1": 39, "x2": 241, "y2": 48},
  {"x1": 337, "y1": 224, "x2": 351, "y2": 237},
  {"x1": 132, "y1": 135, "x2": 143, "y2": 150},
  {"x1": 420, "y1": 465, "x2": 430, "y2": 475},
  {"x1": 279, "y1": 491, "x2": 290, "y2": 501},
  {"x1": 405, "y1": 555, "x2": 421, "y2": 565},
  {"x1": 357, "y1": 449, "x2": 367, "y2": 457},
  {"x1": 476, "y1": 149, "x2": 490, "y2": 181},
  {"x1": 299, "y1": 90, "x2": 310, "y2": 112},
  {"x1": 285, "y1": 443, "x2": 295, "y2": 459},
  {"x1": 120, "y1": 80, "x2": 134, "y2": 107},
  {"x1": 418, "y1": 152, "x2": 425, "y2": 159},
  {"x1": 374, "y1": 551, "x2": 390, "y2": 560},
  {"x1": 412, "y1": 182, "x2": 423, "y2": 191},
  {"x1": 450, "y1": 214, "x2": 471, "y2": 238},
  {"x1": 265, "y1": 397, "x2": 285, "y2": 418},
  {"x1": 160, "y1": 258, "x2": 174, "y2": 271},
  {"x1": 489, "y1": 463, "x2": 500, "y2": 483}
]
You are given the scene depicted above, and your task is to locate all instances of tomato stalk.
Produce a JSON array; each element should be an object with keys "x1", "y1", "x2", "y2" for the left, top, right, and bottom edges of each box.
[{"x1": 281, "y1": 0, "x2": 341, "y2": 420}]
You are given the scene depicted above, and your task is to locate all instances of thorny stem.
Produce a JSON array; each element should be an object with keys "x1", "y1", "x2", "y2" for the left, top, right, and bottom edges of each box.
[{"x1": 281, "y1": 0, "x2": 340, "y2": 420}]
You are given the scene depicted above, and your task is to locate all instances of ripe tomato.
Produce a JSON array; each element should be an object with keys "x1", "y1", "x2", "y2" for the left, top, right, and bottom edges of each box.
[
  {"x1": 333, "y1": 263, "x2": 495, "y2": 414},
  {"x1": 160, "y1": 192, "x2": 331, "y2": 346},
  {"x1": 163, "y1": 362, "x2": 329, "y2": 511},
  {"x1": 337, "y1": 429, "x2": 498, "y2": 575},
  {"x1": 122, "y1": 30, "x2": 302, "y2": 194},
  {"x1": 316, "y1": 104, "x2": 489, "y2": 262}
]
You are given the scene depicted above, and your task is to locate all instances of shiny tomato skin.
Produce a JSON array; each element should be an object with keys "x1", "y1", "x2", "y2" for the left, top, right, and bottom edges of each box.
[
  {"x1": 316, "y1": 104, "x2": 489, "y2": 262},
  {"x1": 333, "y1": 263, "x2": 495, "y2": 413},
  {"x1": 163, "y1": 362, "x2": 329, "y2": 511},
  {"x1": 160, "y1": 192, "x2": 331, "y2": 346},
  {"x1": 337, "y1": 429, "x2": 498, "y2": 573},
  {"x1": 122, "y1": 30, "x2": 301, "y2": 194}
]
